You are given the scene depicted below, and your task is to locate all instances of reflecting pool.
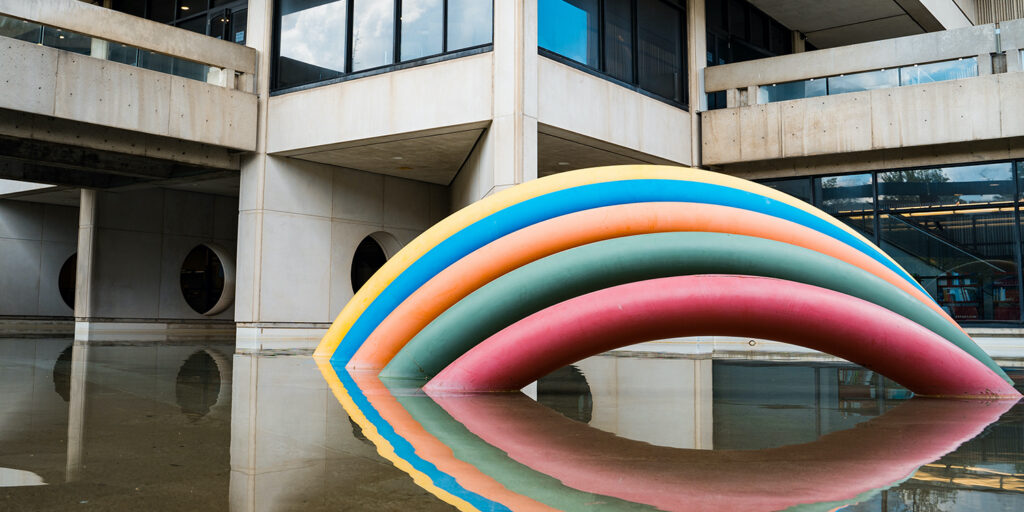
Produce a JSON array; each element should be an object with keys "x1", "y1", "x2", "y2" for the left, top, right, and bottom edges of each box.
[{"x1": 2, "y1": 337, "x2": 1023, "y2": 511}]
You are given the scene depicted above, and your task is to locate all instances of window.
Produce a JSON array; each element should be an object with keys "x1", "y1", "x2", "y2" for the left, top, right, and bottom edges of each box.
[
  {"x1": 273, "y1": 0, "x2": 494, "y2": 91},
  {"x1": 759, "y1": 159, "x2": 1024, "y2": 323},
  {"x1": 539, "y1": 0, "x2": 687, "y2": 107},
  {"x1": 705, "y1": 0, "x2": 793, "y2": 109}
]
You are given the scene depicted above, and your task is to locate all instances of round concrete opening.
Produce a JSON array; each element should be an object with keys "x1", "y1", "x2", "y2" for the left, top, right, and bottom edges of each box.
[
  {"x1": 180, "y1": 244, "x2": 234, "y2": 316},
  {"x1": 58, "y1": 253, "x2": 76, "y2": 310},
  {"x1": 351, "y1": 235, "x2": 388, "y2": 293}
]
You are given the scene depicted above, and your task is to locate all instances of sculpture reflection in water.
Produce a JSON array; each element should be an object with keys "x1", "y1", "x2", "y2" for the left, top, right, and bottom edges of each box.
[{"x1": 317, "y1": 360, "x2": 1016, "y2": 512}]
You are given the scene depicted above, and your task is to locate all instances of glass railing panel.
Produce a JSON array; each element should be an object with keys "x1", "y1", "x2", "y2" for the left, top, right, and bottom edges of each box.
[
  {"x1": 826, "y1": 68, "x2": 898, "y2": 95},
  {"x1": 877, "y1": 163, "x2": 1014, "y2": 210},
  {"x1": 0, "y1": 14, "x2": 219, "y2": 85},
  {"x1": 42, "y1": 26, "x2": 90, "y2": 55},
  {"x1": 0, "y1": 15, "x2": 41, "y2": 42},
  {"x1": 899, "y1": 57, "x2": 977, "y2": 86},
  {"x1": 758, "y1": 78, "x2": 825, "y2": 103}
]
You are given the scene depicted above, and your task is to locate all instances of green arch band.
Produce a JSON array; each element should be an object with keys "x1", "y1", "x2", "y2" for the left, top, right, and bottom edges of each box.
[{"x1": 380, "y1": 232, "x2": 1006, "y2": 383}]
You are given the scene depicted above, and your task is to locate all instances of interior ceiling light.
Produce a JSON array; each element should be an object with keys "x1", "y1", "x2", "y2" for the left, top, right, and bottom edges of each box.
[{"x1": 181, "y1": 5, "x2": 190, "y2": 10}]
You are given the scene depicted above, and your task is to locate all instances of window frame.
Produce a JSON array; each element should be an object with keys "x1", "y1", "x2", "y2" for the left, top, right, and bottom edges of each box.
[
  {"x1": 271, "y1": 0, "x2": 495, "y2": 94},
  {"x1": 537, "y1": 0, "x2": 689, "y2": 110}
]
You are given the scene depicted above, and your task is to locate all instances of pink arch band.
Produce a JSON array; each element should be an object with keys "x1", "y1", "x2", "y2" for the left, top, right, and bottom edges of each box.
[{"x1": 425, "y1": 275, "x2": 1020, "y2": 398}]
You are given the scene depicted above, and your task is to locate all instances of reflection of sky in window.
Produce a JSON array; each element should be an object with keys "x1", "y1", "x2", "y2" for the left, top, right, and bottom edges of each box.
[
  {"x1": 447, "y1": 0, "x2": 492, "y2": 50},
  {"x1": 538, "y1": 0, "x2": 589, "y2": 64},
  {"x1": 942, "y1": 163, "x2": 1013, "y2": 203},
  {"x1": 352, "y1": 0, "x2": 394, "y2": 71},
  {"x1": 401, "y1": 0, "x2": 442, "y2": 61},
  {"x1": 900, "y1": 58, "x2": 977, "y2": 86},
  {"x1": 827, "y1": 69, "x2": 897, "y2": 95},
  {"x1": 280, "y1": 1, "x2": 347, "y2": 72}
]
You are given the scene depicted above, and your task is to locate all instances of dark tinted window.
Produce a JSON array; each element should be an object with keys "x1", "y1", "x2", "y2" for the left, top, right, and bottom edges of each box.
[{"x1": 637, "y1": 0, "x2": 683, "y2": 103}]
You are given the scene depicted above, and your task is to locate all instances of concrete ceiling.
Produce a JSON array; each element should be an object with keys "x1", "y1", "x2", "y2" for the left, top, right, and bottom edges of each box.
[
  {"x1": 537, "y1": 127, "x2": 678, "y2": 178},
  {"x1": 290, "y1": 128, "x2": 485, "y2": 186},
  {"x1": 747, "y1": 0, "x2": 937, "y2": 48}
]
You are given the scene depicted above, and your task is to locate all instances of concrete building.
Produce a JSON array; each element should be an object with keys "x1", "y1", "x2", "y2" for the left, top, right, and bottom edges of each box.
[{"x1": 2, "y1": 0, "x2": 1024, "y2": 356}]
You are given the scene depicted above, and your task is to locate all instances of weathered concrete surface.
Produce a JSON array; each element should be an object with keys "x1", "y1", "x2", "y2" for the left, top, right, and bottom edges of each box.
[
  {"x1": 266, "y1": 54, "x2": 494, "y2": 155},
  {"x1": 0, "y1": 0, "x2": 256, "y2": 73},
  {"x1": 703, "y1": 72, "x2": 1024, "y2": 165},
  {"x1": 0, "y1": 38, "x2": 256, "y2": 151},
  {"x1": 537, "y1": 57, "x2": 692, "y2": 167},
  {"x1": 0, "y1": 198, "x2": 78, "y2": 318},
  {"x1": 235, "y1": 156, "x2": 446, "y2": 351},
  {"x1": 75, "y1": 188, "x2": 238, "y2": 323}
]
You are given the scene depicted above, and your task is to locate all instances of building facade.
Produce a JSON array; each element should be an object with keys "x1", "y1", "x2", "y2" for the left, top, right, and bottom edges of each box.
[{"x1": 2, "y1": 0, "x2": 1024, "y2": 355}]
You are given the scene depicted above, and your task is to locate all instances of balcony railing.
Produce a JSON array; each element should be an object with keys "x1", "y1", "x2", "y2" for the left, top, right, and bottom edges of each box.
[
  {"x1": 705, "y1": 19, "x2": 1024, "y2": 108},
  {"x1": 0, "y1": 0, "x2": 256, "y2": 92}
]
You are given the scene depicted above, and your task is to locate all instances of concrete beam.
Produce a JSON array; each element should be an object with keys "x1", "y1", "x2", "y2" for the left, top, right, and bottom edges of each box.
[
  {"x1": 0, "y1": 0, "x2": 257, "y2": 74},
  {"x1": 702, "y1": 72, "x2": 1024, "y2": 166}
]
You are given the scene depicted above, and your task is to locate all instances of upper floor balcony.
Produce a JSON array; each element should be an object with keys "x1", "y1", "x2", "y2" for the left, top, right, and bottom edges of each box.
[
  {"x1": 701, "y1": 19, "x2": 1024, "y2": 170},
  {"x1": 0, "y1": 0, "x2": 258, "y2": 153}
]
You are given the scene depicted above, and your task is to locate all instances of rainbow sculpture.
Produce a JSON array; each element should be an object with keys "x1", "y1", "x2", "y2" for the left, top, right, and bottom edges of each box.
[{"x1": 314, "y1": 165, "x2": 1019, "y2": 398}]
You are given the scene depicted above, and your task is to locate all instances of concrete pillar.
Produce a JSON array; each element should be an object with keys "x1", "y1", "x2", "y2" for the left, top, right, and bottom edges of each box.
[
  {"x1": 452, "y1": 0, "x2": 538, "y2": 208},
  {"x1": 75, "y1": 189, "x2": 96, "y2": 320},
  {"x1": 65, "y1": 341, "x2": 89, "y2": 482},
  {"x1": 688, "y1": 0, "x2": 707, "y2": 166}
]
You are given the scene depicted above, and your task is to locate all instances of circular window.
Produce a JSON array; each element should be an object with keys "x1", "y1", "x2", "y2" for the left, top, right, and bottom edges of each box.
[
  {"x1": 351, "y1": 236, "x2": 388, "y2": 293},
  {"x1": 176, "y1": 351, "x2": 221, "y2": 420},
  {"x1": 180, "y1": 244, "x2": 232, "y2": 315},
  {"x1": 58, "y1": 253, "x2": 76, "y2": 310}
]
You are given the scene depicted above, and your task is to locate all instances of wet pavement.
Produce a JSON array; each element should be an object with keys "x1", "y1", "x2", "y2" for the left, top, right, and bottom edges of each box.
[{"x1": 1, "y1": 338, "x2": 1023, "y2": 511}]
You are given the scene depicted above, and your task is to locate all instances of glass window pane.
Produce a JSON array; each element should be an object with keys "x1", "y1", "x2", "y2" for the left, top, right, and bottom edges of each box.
[
  {"x1": 768, "y1": 19, "x2": 790, "y2": 54},
  {"x1": 231, "y1": 8, "x2": 247, "y2": 44},
  {"x1": 538, "y1": 0, "x2": 599, "y2": 67},
  {"x1": 352, "y1": 0, "x2": 395, "y2": 71},
  {"x1": 176, "y1": 14, "x2": 207, "y2": 34},
  {"x1": 878, "y1": 163, "x2": 1014, "y2": 210},
  {"x1": 42, "y1": 27, "x2": 91, "y2": 55},
  {"x1": 400, "y1": 0, "x2": 442, "y2": 61},
  {"x1": 900, "y1": 57, "x2": 977, "y2": 86},
  {"x1": 603, "y1": 0, "x2": 633, "y2": 82},
  {"x1": 107, "y1": 43, "x2": 139, "y2": 66},
  {"x1": 880, "y1": 210, "x2": 1019, "y2": 322},
  {"x1": 827, "y1": 68, "x2": 898, "y2": 95},
  {"x1": 140, "y1": 50, "x2": 175, "y2": 74},
  {"x1": 276, "y1": 0, "x2": 347, "y2": 90},
  {"x1": 637, "y1": 0, "x2": 683, "y2": 102},
  {"x1": 0, "y1": 16, "x2": 42, "y2": 43},
  {"x1": 758, "y1": 78, "x2": 825, "y2": 103},
  {"x1": 816, "y1": 173, "x2": 873, "y2": 214},
  {"x1": 111, "y1": 0, "x2": 147, "y2": 18},
  {"x1": 762, "y1": 178, "x2": 812, "y2": 204},
  {"x1": 148, "y1": 0, "x2": 175, "y2": 24},
  {"x1": 177, "y1": 0, "x2": 205, "y2": 20},
  {"x1": 727, "y1": 0, "x2": 746, "y2": 38},
  {"x1": 447, "y1": 0, "x2": 492, "y2": 51}
]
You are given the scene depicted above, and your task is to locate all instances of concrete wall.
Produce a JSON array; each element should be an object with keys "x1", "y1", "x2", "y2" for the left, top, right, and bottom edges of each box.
[
  {"x1": 81, "y1": 188, "x2": 238, "y2": 322},
  {"x1": 0, "y1": 37, "x2": 256, "y2": 151},
  {"x1": 236, "y1": 157, "x2": 446, "y2": 349},
  {"x1": 0, "y1": 199, "x2": 78, "y2": 318},
  {"x1": 537, "y1": 57, "x2": 693, "y2": 167},
  {"x1": 266, "y1": 54, "x2": 493, "y2": 155}
]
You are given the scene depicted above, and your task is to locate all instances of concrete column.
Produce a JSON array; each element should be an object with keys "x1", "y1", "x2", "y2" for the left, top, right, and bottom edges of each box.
[
  {"x1": 74, "y1": 189, "x2": 96, "y2": 320},
  {"x1": 688, "y1": 0, "x2": 707, "y2": 166},
  {"x1": 492, "y1": 0, "x2": 539, "y2": 189},
  {"x1": 65, "y1": 341, "x2": 89, "y2": 482}
]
